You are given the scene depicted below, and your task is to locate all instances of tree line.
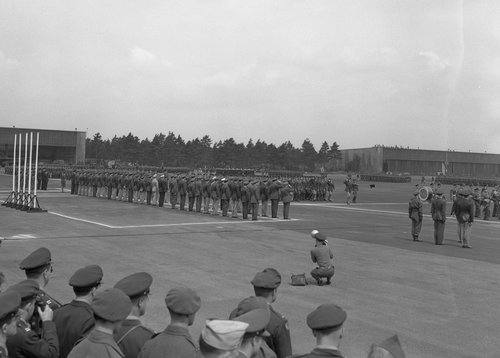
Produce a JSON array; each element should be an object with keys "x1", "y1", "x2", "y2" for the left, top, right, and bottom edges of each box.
[{"x1": 86, "y1": 132, "x2": 343, "y2": 171}]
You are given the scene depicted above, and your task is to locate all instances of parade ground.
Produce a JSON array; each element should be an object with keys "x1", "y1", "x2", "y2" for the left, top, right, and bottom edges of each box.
[{"x1": 1, "y1": 174, "x2": 499, "y2": 358}]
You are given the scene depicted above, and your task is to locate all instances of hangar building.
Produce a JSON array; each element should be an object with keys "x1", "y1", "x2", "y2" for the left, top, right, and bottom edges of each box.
[
  {"x1": 341, "y1": 146, "x2": 500, "y2": 177},
  {"x1": 0, "y1": 127, "x2": 86, "y2": 165}
]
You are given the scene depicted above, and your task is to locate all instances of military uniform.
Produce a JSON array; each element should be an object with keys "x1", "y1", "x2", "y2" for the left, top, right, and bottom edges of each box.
[
  {"x1": 113, "y1": 272, "x2": 155, "y2": 358},
  {"x1": 53, "y1": 265, "x2": 103, "y2": 358},
  {"x1": 139, "y1": 287, "x2": 201, "y2": 358},
  {"x1": 291, "y1": 304, "x2": 347, "y2": 358},
  {"x1": 430, "y1": 190, "x2": 447, "y2": 245},
  {"x1": 68, "y1": 289, "x2": 131, "y2": 358},
  {"x1": 408, "y1": 192, "x2": 423, "y2": 241},
  {"x1": 0, "y1": 290, "x2": 22, "y2": 358},
  {"x1": 115, "y1": 318, "x2": 154, "y2": 358},
  {"x1": 251, "y1": 269, "x2": 292, "y2": 358}
]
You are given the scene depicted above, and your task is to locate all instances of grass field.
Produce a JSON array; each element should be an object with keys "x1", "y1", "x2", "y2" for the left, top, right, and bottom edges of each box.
[{"x1": 1, "y1": 174, "x2": 499, "y2": 358}]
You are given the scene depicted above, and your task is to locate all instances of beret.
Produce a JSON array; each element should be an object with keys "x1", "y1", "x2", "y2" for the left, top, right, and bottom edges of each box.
[
  {"x1": 0, "y1": 291, "x2": 21, "y2": 320},
  {"x1": 201, "y1": 320, "x2": 248, "y2": 351},
  {"x1": 91, "y1": 288, "x2": 132, "y2": 322},
  {"x1": 251, "y1": 268, "x2": 281, "y2": 289},
  {"x1": 19, "y1": 247, "x2": 51, "y2": 270},
  {"x1": 7, "y1": 280, "x2": 40, "y2": 301},
  {"x1": 376, "y1": 334, "x2": 406, "y2": 358},
  {"x1": 69, "y1": 265, "x2": 103, "y2": 288},
  {"x1": 165, "y1": 287, "x2": 201, "y2": 315},
  {"x1": 114, "y1": 272, "x2": 152, "y2": 298},
  {"x1": 306, "y1": 304, "x2": 347, "y2": 330},
  {"x1": 229, "y1": 296, "x2": 268, "y2": 319},
  {"x1": 232, "y1": 308, "x2": 270, "y2": 336}
]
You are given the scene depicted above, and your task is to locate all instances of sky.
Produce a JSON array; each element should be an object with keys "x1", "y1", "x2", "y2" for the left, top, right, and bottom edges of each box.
[{"x1": 1, "y1": 0, "x2": 499, "y2": 153}]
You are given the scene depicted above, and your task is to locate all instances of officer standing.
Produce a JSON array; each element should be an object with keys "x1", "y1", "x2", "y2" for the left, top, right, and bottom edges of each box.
[
  {"x1": 114, "y1": 272, "x2": 155, "y2": 358},
  {"x1": 408, "y1": 190, "x2": 423, "y2": 242},
  {"x1": 138, "y1": 287, "x2": 201, "y2": 358},
  {"x1": 67, "y1": 288, "x2": 132, "y2": 358},
  {"x1": 6, "y1": 280, "x2": 59, "y2": 358},
  {"x1": 430, "y1": 189, "x2": 447, "y2": 245},
  {"x1": 251, "y1": 268, "x2": 292, "y2": 358},
  {"x1": 292, "y1": 304, "x2": 347, "y2": 358},
  {"x1": 53, "y1": 265, "x2": 104, "y2": 358},
  {"x1": 280, "y1": 182, "x2": 293, "y2": 220},
  {"x1": 269, "y1": 179, "x2": 281, "y2": 218},
  {"x1": 0, "y1": 291, "x2": 22, "y2": 358}
]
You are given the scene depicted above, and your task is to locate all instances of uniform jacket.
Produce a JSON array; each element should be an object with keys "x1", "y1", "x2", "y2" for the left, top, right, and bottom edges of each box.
[
  {"x1": 268, "y1": 182, "x2": 281, "y2": 200},
  {"x1": 280, "y1": 185, "x2": 293, "y2": 204},
  {"x1": 431, "y1": 197, "x2": 447, "y2": 222},
  {"x1": 265, "y1": 305, "x2": 292, "y2": 358},
  {"x1": 138, "y1": 325, "x2": 198, "y2": 358},
  {"x1": 6, "y1": 318, "x2": 59, "y2": 358},
  {"x1": 451, "y1": 196, "x2": 475, "y2": 224},
  {"x1": 68, "y1": 329, "x2": 123, "y2": 358},
  {"x1": 310, "y1": 246, "x2": 333, "y2": 269},
  {"x1": 114, "y1": 319, "x2": 154, "y2": 358},
  {"x1": 408, "y1": 197, "x2": 423, "y2": 221},
  {"x1": 53, "y1": 300, "x2": 95, "y2": 358}
]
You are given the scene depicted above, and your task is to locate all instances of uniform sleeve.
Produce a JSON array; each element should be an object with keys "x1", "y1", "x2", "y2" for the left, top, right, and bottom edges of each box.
[
  {"x1": 273, "y1": 319, "x2": 292, "y2": 358},
  {"x1": 22, "y1": 321, "x2": 59, "y2": 358}
]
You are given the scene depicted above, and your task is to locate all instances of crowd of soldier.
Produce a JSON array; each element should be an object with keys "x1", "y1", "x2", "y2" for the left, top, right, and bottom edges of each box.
[
  {"x1": 0, "y1": 247, "x2": 406, "y2": 358},
  {"x1": 67, "y1": 170, "x2": 295, "y2": 220}
]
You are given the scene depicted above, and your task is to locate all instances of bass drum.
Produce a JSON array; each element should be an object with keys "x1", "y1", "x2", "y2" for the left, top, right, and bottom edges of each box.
[{"x1": 418, "y1": 186, "x2": 433, "y2": 202}]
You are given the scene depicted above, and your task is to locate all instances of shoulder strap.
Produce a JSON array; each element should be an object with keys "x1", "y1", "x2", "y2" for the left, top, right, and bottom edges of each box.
[{"x1": 116, "y1": 324, "x2": 141, "y2": 345}]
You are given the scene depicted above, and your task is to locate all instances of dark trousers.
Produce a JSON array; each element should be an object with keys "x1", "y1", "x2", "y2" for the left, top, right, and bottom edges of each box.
[
  {"x1": 271, "y1": 199, "x2": 279, "y2": 218},
  {"x1": 221, "y1": 199, "x2": 229, "y2": 216},
  {"x1": 283, "y1": 201, "x2": 290, "y2": 219},
  {"x1": 411, "y1": 218, "x2": 422, "y2": 239},
  {"x1": 311, "y1": 266, "x2": 335, "y2": 281},
  {"x1": 147, "y1": 190, "x2": 152, "y2": 205},
  {"x1": 159, "y1": 192, "x2": 165, "y2": 207},
  {"x1": 180, "y1": 195, "x2": 186, "y2": 210},
  {"x1": 170, "y1": 193, "x2": 177, "y2": 208},
  {"x1": 242, "y1": 201, "x2": 249, "y2": 219},
  {"x1": 195, "y1": 196, "x2": 202, "y2": 212},
  {"x1": 188, "y1": 196, "x2": 195, "y2": 211},
  {"x1": 433, "y1": 220, "x2": 445, "y2": 244},
  {"x1": 250, "y1": 203, "x2": 258, "y2": 220}
]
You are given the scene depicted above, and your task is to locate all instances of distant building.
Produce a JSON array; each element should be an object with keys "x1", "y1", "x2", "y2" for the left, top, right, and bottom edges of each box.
[
  {"x1": 0, "y1": 127, "x2": 86, "y2": 165},
  {"x1": 341, "y1": 146, "x2": 500, "y2": 177}
]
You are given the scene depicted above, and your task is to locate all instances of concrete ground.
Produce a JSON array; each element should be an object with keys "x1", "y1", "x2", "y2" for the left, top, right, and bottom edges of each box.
[{"x1": 1, "y1": 174, "x2": 499, "y2": 358}]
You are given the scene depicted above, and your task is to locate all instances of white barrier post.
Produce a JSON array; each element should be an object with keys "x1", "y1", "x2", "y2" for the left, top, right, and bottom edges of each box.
[
  {"x1": 34, "y1": 132, "x2": 39, "y2": 197},
  {"x1": 12, "y1": 134, "x2": 17, "y2": 192},
  {"x1": 16, "y1": 133, "x2": 22, "y2": 207},
  {"x1": 28, "y1": 132, "x2": 33, "y2": 206},
  {"x1": 22, "y1": 133, "x2": 28, "y2": 208}
]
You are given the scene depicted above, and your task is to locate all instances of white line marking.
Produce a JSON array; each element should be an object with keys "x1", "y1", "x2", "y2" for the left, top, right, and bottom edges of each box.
[
  {"x1": 6, "y1": 234, "x2": 37, "y2": 240},
  {"x1": 49, "y1": 211, "x2": 299, "y2": 229}
]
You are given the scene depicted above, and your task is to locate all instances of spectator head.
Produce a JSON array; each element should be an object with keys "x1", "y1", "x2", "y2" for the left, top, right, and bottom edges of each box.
[
  {"x1": 114, "y1": 272, "x2": 152, "y2": 317},
  {"x1": 165, "y1": 287, "x2": 201, "y2": 326},
  {"x1": 251, "y1": 268, "x2": 281, "y2": 303},
  {"x1": 19, "y1": 247, "x2": 53, "y2": 287},
  {"x1": 199, "y1": 320, "x2": 248, "y2": 358},
  {"x1": 69, "y1": 265, "x2": 103, "y2": 298}
]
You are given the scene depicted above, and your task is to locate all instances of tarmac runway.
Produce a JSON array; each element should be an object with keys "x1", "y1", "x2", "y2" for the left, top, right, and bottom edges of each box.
[{"x1": 1, "y1": 174, "x2": 499, "y2": 358}]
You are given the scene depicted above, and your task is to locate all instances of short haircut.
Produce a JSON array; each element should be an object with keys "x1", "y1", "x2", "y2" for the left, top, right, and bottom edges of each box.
[
  {"x1": 73, "y1": 285, "x2": 96, "y2": 297},
  {"x1": 367, "y1": 345, "x2": 394, "y2": 358},
  {"x1": 312, "y1": 324, "x2": 343, "y2": 336}
]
